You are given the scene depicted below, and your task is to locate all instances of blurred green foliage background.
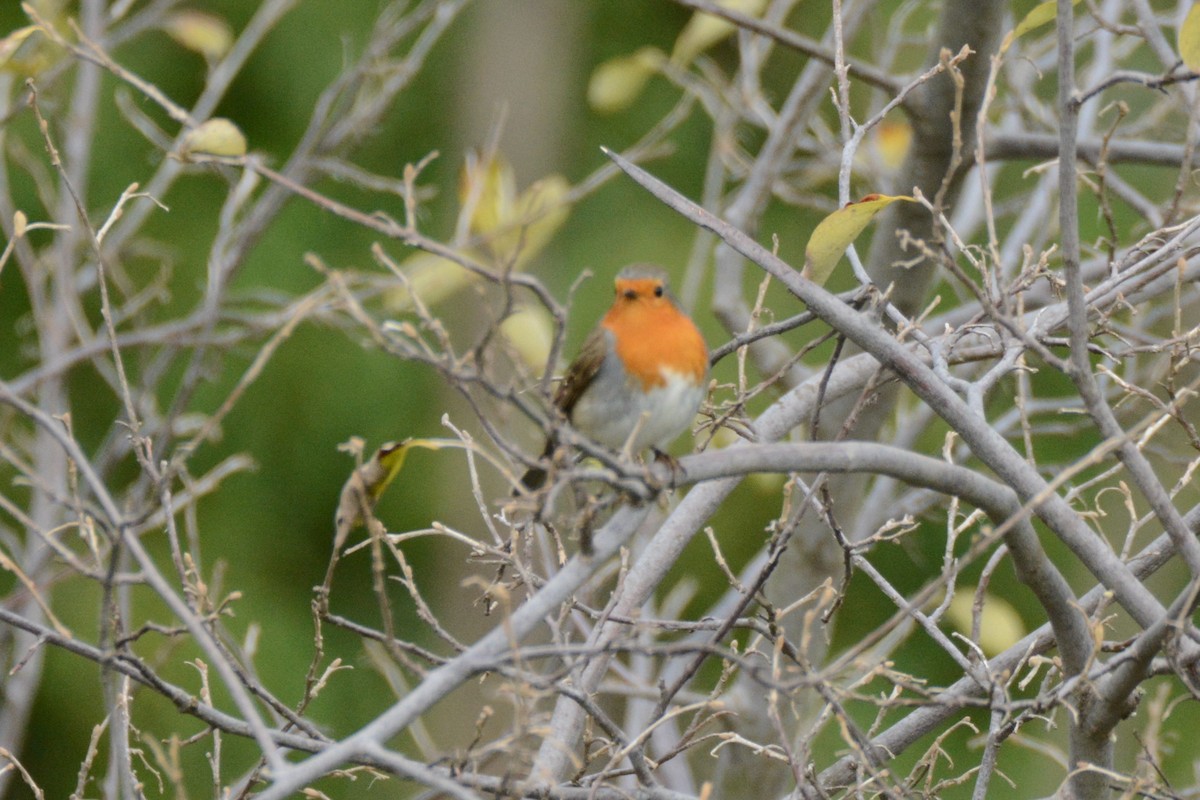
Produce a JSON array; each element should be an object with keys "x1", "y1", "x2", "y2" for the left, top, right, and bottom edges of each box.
[
  {"x1": 3, "y1": 1, "x2": 1192, "y2": 798},
  {"x1": 0, "y1": 2, "x2": 803, "y2": 796}
]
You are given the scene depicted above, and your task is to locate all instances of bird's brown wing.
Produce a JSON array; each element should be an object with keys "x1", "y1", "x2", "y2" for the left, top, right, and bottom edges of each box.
[
  {"x1": 553, "y1": 327, "x2": 610, "y2": 417},
  {"x1": 520, "y1": 328, "x2": 611, "y2": 491}
]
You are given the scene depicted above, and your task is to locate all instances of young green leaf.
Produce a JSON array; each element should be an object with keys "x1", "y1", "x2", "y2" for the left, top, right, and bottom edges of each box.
[
  {"x1": 1180, "y1": 2, "x2": 1200, "y2": 71},
  {"x1": 587, "y1": 47, "x2": 664, "y2": 114},
  {"x1": 333, "y1": 439, "x2": 453, "y2": 550},
  {"x1": 803, "y1": 194, "x2": 915, "y2": 286},
  {"x1": 1000, "y1": 0, "x2": 1082, "y2": 55},
  {"x1": 671, "y1": 0, "x2": 767, "y2": 66},
  {"x1": 945, "y1": 587, "x2": 1027, "y2": 656},
  {"x1": 181, "y1": 118, "x2": 247, "y2": 158}
]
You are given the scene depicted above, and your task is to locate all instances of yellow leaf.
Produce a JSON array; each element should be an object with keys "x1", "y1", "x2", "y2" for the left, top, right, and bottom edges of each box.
[
  {"x1": 587, "y1": 47, "x2": 664, "y2": 114},
  {"x1": 671, "y1": 0, "x2": 767, "y2": 66},
  {"x1": 872, "y1": 118, "x2": 912, "y2": 171},
  {"x1": 460, "y1": 150, "x2": 516, "y2": 237},
  {"x1": 383, "y1": 251, "x2": 477, "y2": 311},
  {"x1": 500, "y1": 305, "x2": 554, "y2": 371},
  {"x1": 373, "y1": 439, "x2": 453, "y2": 501},
  {"x1": 458, "y1": 151, "x2": 570, "y2": 266},
  {"x1": 1001, "y1": 0, "x2": 1082, "y2": 55},
  {"x1": 164, "y1": 10, "x2": 233, "y2": 61},
  {"x1": 333, "y1": 439, "x2": 452, "y2": 547},
  {"x1": 0, "y1": 25, "x2": 55, "y2": 76},
  {"x1": 24, "y1": 0, "x2": 68, "y2": 18},
  {"x1": 181, "y1": 118, "x2": 246, "y2": 158},
  {"x1": 944, "y1": 587, "x2": 1026, "y2": 657},
  {"x1": 803, "y1": 194, "x2": 915, "y2": 285},
  {"x1": 1181, "y1": 3, "x2": 1200, "y2": 71},
  {"x1": 0, "y1": 26, "x2": 38, "y2": 66},
  {"x1": 366, "y1": 441, "x2": 410, "y2": 502},
  {"x1": 490, "y1": 174, "x2": 570, "y2": 266}
]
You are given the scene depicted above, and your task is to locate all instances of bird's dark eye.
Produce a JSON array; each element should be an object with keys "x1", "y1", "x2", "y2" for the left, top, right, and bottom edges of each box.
[
  {"x1": 624, "y1": 288, "x2": 637, "y2": 300},
  {"x1": 653, "y1": 285, "x2": 664, "y2": 297}
]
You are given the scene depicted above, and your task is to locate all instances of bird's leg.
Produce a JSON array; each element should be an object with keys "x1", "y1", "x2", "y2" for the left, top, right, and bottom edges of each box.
[
  {"x1": 650, "y1": 448, "x2": 684, "y2": 488},
  {"x1": 620, "y1": 411, "x2": 652, "y2": 463},
  {"x1": 577, "y1": 501, "x2": 599, "y2": 556},
  {"x1": 517, "y1": 436, "x2": 560, "y2": 492},
  {"x1": 574, "y1": 491, "x2": 618, "y2": 556}
]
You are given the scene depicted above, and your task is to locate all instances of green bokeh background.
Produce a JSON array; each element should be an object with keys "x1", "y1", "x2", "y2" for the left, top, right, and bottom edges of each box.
[
  {"x1": 0, "y1": 2, "x2": 787, "y2": 796},
  {"x1": 0, "y1": 1, "x2": 1195, "y2": 798}
]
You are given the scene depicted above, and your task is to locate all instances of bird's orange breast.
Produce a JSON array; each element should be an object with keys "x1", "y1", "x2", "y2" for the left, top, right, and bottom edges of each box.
[{"x1": 603, "y1": 302, "x2": 708, "y2": 390}]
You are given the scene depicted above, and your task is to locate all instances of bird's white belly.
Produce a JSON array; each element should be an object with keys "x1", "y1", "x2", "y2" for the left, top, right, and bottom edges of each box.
[{"x1": 571, "y1": 368, "x2": 704, "y2": 452}]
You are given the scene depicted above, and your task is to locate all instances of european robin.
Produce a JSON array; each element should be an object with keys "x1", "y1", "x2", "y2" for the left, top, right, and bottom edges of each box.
[{"x1": 521, "y1": 264, "x2": 709, "y2": 489}]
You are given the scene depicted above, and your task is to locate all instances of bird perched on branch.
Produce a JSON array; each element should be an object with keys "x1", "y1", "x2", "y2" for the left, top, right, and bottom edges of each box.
[{"x1": 521, "y1": 264, "x2": 709, "y2": 490}]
